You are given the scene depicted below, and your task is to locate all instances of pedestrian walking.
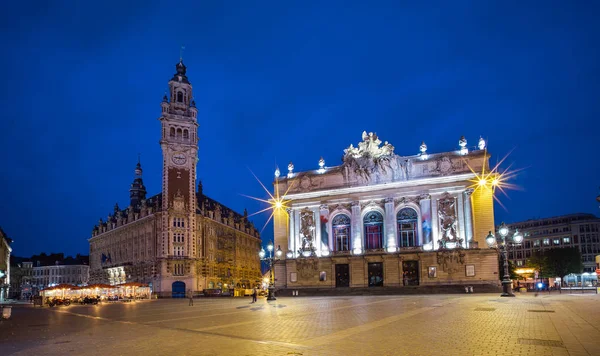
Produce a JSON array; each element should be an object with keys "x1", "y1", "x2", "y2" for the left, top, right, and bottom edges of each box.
[
  {"x1": 251, "y1": 287, "x2": 257, "y2": 303},
  {"x1": 188, "y1": 290, "x2": 194, "y2": 306}
]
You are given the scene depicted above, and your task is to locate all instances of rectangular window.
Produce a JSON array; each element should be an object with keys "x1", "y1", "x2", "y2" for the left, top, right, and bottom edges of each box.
[
  {"x1": 563, "y1": 237, "x2": 570, "y2": 244},
  {"x1": 533, "y1": 240, "x2": 540, "y2": 247},
  {"x1": 516, "y1": 260, "x2": 524, "y2": 266},
  {"x1": 553, "y1": 239, "x2": 560, "y2": 245},
  {"x1": 543, "y1": 238, "x2": 550, "y2": 246}
]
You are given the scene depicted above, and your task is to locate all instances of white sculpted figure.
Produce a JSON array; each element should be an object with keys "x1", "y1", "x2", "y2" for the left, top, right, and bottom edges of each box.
[{"x1": 343, "y1": 131, "x2": 397, "y2": 184}]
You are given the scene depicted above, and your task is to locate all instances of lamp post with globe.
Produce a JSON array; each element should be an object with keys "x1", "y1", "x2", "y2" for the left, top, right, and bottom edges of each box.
[
  {"x1": 259, "y1": 242, "x2": 282, "y2": 301},
  {"x1": 486, "y1": 222, "x2": 523, "y2": 297}
]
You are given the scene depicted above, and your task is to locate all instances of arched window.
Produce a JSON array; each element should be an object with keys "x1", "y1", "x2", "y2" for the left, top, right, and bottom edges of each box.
[
  {"x1": 177, "y1": 91, "x2": 183, "y2": 103},
  {"x1": 332, "y1": 214, "x2": 351, "y2": 251},
  {"x1": 183, "y1": 129, "x2": 189, "y2": 139},
  {"x1": 363, "y1": 211, "x2": 383, "y2": 250},
  {"x1": 397, "y1": 208, "x2": 418, "y2": 247},
  {"x1": 170, "y1": 127, "x2": 175, "y2": 137},
  {"x1": 177, "y1": 128, "x2": 182, "y2": 138}
]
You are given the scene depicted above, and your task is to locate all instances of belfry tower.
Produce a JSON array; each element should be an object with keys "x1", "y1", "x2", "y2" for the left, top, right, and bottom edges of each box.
[
  {"x1": 129, "y1": 158, "x2": 147, "y2": 208},
  {"x1": 158, "y1": 59, "x2": 199, "y2": 290}
]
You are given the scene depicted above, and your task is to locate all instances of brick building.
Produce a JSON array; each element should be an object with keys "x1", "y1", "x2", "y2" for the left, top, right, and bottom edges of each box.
[
  {"x1": 88, "y1": 60, "x2": 262, "y2": 297},
  {"x1": 0, "y1": 227, "x2": 12, "y2": 301}
]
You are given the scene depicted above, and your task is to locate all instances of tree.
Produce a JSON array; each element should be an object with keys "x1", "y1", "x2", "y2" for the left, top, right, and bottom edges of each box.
[
  {"x1": 544, "y1": 247, "x2": 583, "y2": 279},
  {"x1": 526, "y1": 251, "x2": 551, "y2": 278}
]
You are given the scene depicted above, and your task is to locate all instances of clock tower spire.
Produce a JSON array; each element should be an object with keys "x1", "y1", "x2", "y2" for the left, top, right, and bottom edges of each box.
[{"x1": 158, "y1": 58, "x2": 199, "y2": 284}]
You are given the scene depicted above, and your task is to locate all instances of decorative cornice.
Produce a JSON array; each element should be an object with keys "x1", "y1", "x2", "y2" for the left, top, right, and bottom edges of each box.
[{"x1": 283, "y1": 173, "x2": 476, "y2": 201}]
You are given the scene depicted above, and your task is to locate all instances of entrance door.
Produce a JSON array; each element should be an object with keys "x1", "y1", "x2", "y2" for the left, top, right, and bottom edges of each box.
[
  {"x1": 368, "y1": 262, "x2": 384, "y2": 287},
  {"x1": 335, "y1": 264, "x2": 350, "y2": 288},
  {"x1": 172, "y1": 281, "x2": 186, "y2": 298},
  {"x1": 402, "y1": 261, "x2": 419, "y2": 286}
]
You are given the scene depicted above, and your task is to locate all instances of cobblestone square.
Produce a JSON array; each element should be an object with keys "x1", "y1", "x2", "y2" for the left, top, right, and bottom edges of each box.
[{"x1": 1, "y1": 293, "x2": 599, "y2": 356}]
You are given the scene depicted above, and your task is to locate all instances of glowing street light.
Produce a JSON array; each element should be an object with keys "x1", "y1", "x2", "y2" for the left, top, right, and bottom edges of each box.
[
  {"x1": 259, "y1": 242, "x2": 282, "y2": 301},
  {"x1": 486, "y1": 222, "x2": 523, "y2": 297}
]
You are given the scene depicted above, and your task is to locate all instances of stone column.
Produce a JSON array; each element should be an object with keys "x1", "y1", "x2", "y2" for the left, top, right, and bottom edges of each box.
[
  {"x1": 287, "y1": 208, "x2": 294, "y2": 256},
  {"x1": 294, "y1": 209, "x2": 301, "y2": 257},
  {"x1": 457, "y1": 193, "x2": 466, "y2": 248},
  {"x1": 319, "y1": 204, "x2": 330, "y2": 253},
  {"x1": 384, "y1": 197, "x2": 396, "y2": 251},
  {"x1": 419, "y1": 195, "x2": 432, "y2": 247},
  {"x1": 463, "y1": 189, "x2": 474, "y2": 248},
  {"x1": 313, "y1": 207, "x2": 321, "y2": 255},
  {"x1": 431, "y1": 195, "x2": 439, "y2": 250},
  {"x1": 351, "y1": 201, "x2": 362, "y2": 253}
]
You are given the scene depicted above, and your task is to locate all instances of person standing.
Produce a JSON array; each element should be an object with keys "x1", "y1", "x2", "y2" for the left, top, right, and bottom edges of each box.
[{"x1": 188, "y1": 290, "x2": 194, "y2": 306}]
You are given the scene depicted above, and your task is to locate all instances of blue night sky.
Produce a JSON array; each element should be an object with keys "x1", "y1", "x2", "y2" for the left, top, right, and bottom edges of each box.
[{"x1": 1, "y1": 1, "x2": 599, "y2": 257}]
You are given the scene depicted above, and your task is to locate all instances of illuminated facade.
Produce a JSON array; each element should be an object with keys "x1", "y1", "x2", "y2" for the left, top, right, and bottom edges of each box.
[
  {"x1": 273, "y1": 132, "x2": 500, "y2": 291},
  {"x1": 88, "y1": 60, "x2": 262, "y2": 297},
  {"x1": 0, "y1": 227, "x2": 12, "y2": 301},
  {"x1": 502, "y1": 213, "x2": 600, "y2": 273}
]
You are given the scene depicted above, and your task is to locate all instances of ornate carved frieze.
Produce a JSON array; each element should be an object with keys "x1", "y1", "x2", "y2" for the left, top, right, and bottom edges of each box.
[
  {"x1": 436, "y1": 249, "x2": 466, "y2": 274},
  {"x1": 431, "y1": 156, "x2": 467, "y2": 176},
  {"x1": 330, "y1": 203, "x2": 352, "y2": 212},
  {"x1": 171, "y1": 189, "x2": 186, "y2": 211},
  {"x1": 394, "y1": 196, "x2": 422, "y2": 206},
  {"x1": 296, "y1": 258, "x2": 319, "y2": 279},
  {"x1": 362, "y1": 200, "x2": 383, "y2": 210},
  {"x1": 292, "y1": 174, "x2": 325, "y2": 192}
]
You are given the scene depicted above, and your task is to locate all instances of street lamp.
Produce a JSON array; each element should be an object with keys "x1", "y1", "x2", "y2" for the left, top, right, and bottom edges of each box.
[
  {"x1": 486, "y1": 222, "x2": 523, "y2": 297},
  {"x1": 259, "y1": 242, "x2": 282, "y2": 301}
]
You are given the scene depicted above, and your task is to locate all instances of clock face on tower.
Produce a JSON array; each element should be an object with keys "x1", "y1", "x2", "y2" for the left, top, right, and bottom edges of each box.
[{"x1": 172, "y1": 152, "x2": 187, "y2": 165}]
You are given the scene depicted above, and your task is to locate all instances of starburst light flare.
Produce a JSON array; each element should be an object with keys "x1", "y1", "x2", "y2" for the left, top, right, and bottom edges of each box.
[
  {"x1": 241, "y1": 168, "x2": 295, "y2": 233},
  {"x1": 465, "y1": 147, "x2": 526, "y2": 211}
]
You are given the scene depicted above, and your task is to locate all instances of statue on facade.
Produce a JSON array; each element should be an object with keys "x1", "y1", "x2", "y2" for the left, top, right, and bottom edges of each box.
[
  {"x1": 300, "y1": 208, "x2": 315, "y2": 251},
  {"x1": 438, "y1": 194, "x2": 458, "y2": 245},
  {"x1": 342, "y1": 131, "x2": 397, "y2": 184}
]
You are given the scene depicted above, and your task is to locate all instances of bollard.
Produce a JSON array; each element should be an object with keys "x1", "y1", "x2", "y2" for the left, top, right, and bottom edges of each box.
[
  {"x1": 465, "y1": 287, "x2": 469, "y2": 293},
  {"x1": 469, "y1": 286, "x2": 473, "y2": 293}
]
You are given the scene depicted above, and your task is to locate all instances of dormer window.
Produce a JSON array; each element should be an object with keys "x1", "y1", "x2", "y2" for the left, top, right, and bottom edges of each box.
[{"x1": 177, "y1": 92, "x2": 183, "y2": 103}]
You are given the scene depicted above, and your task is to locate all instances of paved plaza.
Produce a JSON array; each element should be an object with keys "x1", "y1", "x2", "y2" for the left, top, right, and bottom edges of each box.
[{"x1": 1, "y1": 293, "x2": 600, "y2": 356}]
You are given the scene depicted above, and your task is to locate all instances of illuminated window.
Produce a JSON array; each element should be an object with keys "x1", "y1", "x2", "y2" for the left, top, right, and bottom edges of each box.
[
  {"x1": 364, "y1": 211, "x2": 384, "y2": 250},
  {"x1": 563, "y1": 237, "x2": 570, "y2": 244},
  {"x1": 397, "y1": 208, "x2": 418, "y2": 247},
  {"x1": 332, "y1": 214, "x2": 351, "y2": 251},
  {"x1": 543, "y1": 238, "x2": 550, "y2": 246}
]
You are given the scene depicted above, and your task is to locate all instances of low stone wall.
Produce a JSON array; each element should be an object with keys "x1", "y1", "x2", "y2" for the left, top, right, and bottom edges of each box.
[
  {"x1": 274, "y1": 248, "x2": 500, "y2": 290},
  {"x1": 276, "y1": 283, "x2": 502, "y2": 297}
]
